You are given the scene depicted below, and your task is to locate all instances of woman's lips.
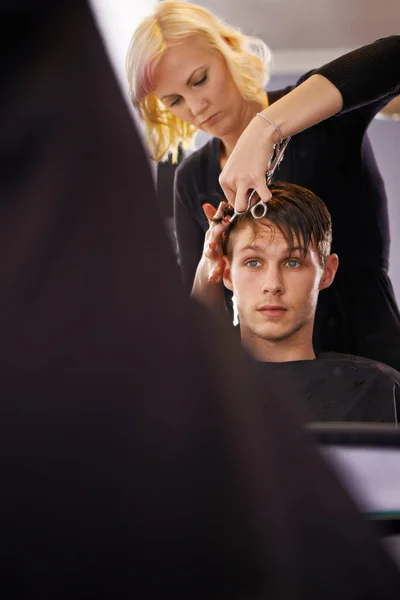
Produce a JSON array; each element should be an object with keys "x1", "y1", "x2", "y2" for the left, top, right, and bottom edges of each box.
[{"x1": 201, "y1": 112, "x2": 220, "y2": 126}]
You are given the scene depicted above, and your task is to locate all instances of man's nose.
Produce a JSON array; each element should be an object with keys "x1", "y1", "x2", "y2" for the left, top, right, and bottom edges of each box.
[{"x1": 261, "y1": 266, "x2": 284, "y2": 295}]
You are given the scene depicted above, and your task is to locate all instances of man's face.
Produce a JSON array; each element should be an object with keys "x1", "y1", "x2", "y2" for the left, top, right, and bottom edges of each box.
[{"x1": 223, "y1": 221, "x2": 336, "y2": 346}]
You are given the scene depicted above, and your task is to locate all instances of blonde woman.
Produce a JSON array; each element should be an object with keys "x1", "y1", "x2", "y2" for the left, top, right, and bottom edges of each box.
[{"x1": 126, "y1": 1, "x2": 400, "y2": 370}]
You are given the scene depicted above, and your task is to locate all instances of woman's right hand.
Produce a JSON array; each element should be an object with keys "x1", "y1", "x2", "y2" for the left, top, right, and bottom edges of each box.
[{"x1": 219, "y1": 115, "x2": 275, "y2": 213}]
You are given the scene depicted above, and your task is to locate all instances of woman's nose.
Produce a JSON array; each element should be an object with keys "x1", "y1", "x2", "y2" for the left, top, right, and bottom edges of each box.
[{"x1": 188, "y1": 95, "x2": 208, "y2": 119}]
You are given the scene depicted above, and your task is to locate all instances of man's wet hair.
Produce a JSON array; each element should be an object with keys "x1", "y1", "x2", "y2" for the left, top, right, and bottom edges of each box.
[{"x1": 222, "y1": 181, "x2": 332, "y2": 266}]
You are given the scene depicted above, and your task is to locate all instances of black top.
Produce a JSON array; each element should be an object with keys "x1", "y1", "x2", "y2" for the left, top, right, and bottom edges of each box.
[
  {"x1": 1, "y1": 3, "x2": 400, "y2": 596},
  {"x1": 174, "y1": 36, "x2": 400, "y2": 293},
  {"x1": 255, "y1": 352, "x2": 400, "y2": 424}
]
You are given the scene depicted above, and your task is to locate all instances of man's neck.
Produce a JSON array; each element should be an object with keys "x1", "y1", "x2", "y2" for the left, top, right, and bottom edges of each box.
[{"x1": 241, "y1": 331, "x2": 316, "y2": 363}]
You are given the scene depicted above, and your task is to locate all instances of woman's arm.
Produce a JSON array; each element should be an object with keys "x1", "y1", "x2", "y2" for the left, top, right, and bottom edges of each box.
[
  {"x1": 219, "y1": 74, "x2": 342, "y2": 210},
  {"x1": 315, "y1": 35, "x2": 400, "y2": 112},
  {"x1": 220, "y1": 36, "x2": 400, "y2": 212},
  {"x1": 174, "y1": 175, "x2": 207, "y2": 296}
]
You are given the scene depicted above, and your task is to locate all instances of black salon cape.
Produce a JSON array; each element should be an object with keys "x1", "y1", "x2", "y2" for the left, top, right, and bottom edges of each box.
[
  {"x1": 256, "y1": 353, "x2": 400, "y2": 423},
  {"x1": 0, "y1": 2, "x2": 399, "y2": 598}
]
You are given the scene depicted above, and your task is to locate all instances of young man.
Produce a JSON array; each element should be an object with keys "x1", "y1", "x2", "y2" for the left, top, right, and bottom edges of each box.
[{"x1": 193, "y1": 181, "x2": 400, "y2": 423}]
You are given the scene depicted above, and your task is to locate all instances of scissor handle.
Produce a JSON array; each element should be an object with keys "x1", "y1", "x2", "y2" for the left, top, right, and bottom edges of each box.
[
  {"x1": 246, "y1": 136, "x2": 291, "y2": 219},
  {"x1": 248, "y1": 190, "x2": 267, "y2": 219},
  {"x1": 230, "y1": 188, "x2": 268, "y2": 223}
]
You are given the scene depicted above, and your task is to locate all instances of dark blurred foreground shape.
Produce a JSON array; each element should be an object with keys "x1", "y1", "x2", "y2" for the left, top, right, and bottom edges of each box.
[{"x1": 0, "y1": 1, "x2": 399, "y2": 597}]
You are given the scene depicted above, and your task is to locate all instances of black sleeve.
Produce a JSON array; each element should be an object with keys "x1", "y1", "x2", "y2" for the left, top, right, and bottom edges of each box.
[
  {"x1": 315, "y1": 36, "x2": 400, "y2": 112},
  {"x1": 173, "y1": 170, "x2": 205, "y2": 295}
]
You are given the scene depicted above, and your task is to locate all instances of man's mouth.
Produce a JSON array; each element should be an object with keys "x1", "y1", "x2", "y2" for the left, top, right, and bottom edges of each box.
[{"x1": 257, "y1": 305, "x2": 288, "y2": 317}]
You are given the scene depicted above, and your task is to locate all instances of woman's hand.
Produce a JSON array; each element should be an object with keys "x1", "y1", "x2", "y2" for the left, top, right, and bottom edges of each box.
[
  {"x1": 202, "y1": 202, "x2": 231, "y2": 283},
  {"x1": 219, "y1": 116, "x2": 276, "y2": 213},
  {"x1": 191, "y1": 202, "x2": 231, "y2": 311}
]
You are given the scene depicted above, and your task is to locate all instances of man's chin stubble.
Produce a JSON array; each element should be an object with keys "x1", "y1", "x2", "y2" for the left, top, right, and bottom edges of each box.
[{"x1": 250, "y1": 321, "x2": 307, "y2": 344}]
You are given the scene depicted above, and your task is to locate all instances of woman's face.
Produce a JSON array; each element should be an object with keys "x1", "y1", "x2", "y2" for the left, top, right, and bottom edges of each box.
[{"x1": 152, "y1": 35, "x2": 247, "y2": 138}]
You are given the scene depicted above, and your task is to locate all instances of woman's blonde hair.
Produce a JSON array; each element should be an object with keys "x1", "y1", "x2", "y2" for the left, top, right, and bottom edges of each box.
[{"x1": 126, "y1": 1, "x2": 271, "y2": 163}]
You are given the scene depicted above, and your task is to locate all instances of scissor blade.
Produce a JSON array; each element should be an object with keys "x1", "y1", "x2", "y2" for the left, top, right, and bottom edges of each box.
[{"x1": 267, "y1": 136, "x2": 291, "y2": 184}]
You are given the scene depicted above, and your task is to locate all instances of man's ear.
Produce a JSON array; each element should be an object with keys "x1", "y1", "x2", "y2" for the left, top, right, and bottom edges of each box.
[
  {"x1": 222, "y1": 256, "x2": 233, "y2": 291},
  {"x1": 319, "y1": 254, "x2": 339, "y2": 291}
]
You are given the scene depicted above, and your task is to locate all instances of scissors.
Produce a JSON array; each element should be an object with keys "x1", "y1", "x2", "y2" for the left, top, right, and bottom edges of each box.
[{"x1": 229, "y1": 136, "x2": 291, "y2": 223}]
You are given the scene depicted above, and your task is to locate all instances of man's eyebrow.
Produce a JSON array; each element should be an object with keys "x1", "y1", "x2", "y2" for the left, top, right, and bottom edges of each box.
[
  {"x1": 160, "y1": 66, "x2": 207, "y2": 100},
  {"x1": 288, "y1": 245, "x2": 308, "y2": 255},
  {"x1": 237, "y1": 244, "x2": 267, "y2": 254},
  {"x1": 236, "y1": 244, "x2": 307, "y2": 255}
]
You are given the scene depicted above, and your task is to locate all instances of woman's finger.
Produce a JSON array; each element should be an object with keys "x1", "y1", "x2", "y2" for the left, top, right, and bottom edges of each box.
[
  {"x1": 220, "y1": 178, "x2": 272, "y2": 213},
  {"x1": 204, "y1": 242, "x2": 218, "y2": 260},
  {"x1": 233, "y1": 182, "x2": 253, "y2": 213},
  {"x1": 202, "y1": 203, "x2": 217, "y2": 224},
  {"x1": 218, "y1": 176, "x2": 236, "y2": 206},
  {"x1": 208, "y1": 263, "x2": 223, "y2": 284},
  {"x1": 208, "y1": 217, "x2": 230, "y2": 242},
  {"x1": 203, "y1": 201, "x2": 231, "y2": 227},
  {"x1": 204, "y1": 233, "x2": 224, "y2": 259},
  {"x1": 250, "y1": 177, "x2": 272, "y2": 205}
]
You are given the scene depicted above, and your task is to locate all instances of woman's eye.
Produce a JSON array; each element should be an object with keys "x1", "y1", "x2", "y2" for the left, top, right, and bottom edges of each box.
[
  {"x1": 193, "y1": 73, "x2": 207, "y2": 87},
  {"x1": 170, "y1": 97, "x2": 181, "y2": 107},
  {"x1": 285, "y1": 259, "x2": 301, "y2": 268},
  {"x1": 169, "y1": 74, "x2": 207, "y2": 107},
  {"x1": 246, "y1": 259, "x2": 261, "y2": 268}
]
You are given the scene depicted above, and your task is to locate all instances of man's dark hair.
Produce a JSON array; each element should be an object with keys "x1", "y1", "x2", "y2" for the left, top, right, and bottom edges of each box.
[{"x1": 222, "y1": 181, "x2": 332, "y2": 266}]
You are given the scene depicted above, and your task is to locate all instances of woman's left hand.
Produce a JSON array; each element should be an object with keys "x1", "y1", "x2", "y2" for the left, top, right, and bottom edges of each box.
[
  {"x1": 190, "y1": 202, "x2": 230, "y2": 312},
  {"x1": 219, "y1": 115, "x2": 276, "y2": 213}
]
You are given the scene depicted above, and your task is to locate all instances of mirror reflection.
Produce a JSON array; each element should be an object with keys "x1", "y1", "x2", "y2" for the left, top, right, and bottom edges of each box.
[{"x1": 126, "y1": 0, "x2": 400, "y2": 426}]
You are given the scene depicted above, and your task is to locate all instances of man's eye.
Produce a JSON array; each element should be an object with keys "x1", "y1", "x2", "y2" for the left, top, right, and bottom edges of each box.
[
  {"x1": 285, "y1": 259, "x2": 301, "y2": 268},
  {"x1": 246, "y1": 259, "x2": 261, "y2": 268}
]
